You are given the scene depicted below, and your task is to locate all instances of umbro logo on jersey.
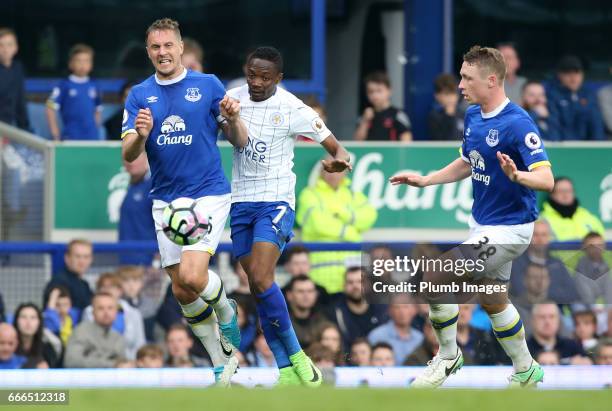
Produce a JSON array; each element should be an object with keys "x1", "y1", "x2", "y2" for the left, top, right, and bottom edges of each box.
[
  {"x1": 147, "y1": 96, "x2": 158, "y2": 103},
  {"x1": 465, "y1": 127, "x2": 471, "y2": 136},
  {"x1": 185, "y1": 87, "x2": 202, "y2": 102}
]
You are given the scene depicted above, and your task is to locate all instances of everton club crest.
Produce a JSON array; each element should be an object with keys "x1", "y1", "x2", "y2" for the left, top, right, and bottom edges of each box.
[
  {"x1": 185, "y1": 88, "x2": 202, "y2": 102},
  {"x1": 486, "y1": 129, "x2": 499, "y2": 147}
]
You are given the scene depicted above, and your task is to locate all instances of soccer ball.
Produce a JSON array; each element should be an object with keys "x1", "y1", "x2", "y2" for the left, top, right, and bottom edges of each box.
[{"x1": 161, "y1": 197, "x2": 211, "y2": 246}]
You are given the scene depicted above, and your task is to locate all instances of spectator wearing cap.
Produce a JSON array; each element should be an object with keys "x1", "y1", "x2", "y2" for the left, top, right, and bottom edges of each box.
[
  {"x1": 497, "y1": 43, "x2": 527, "y2": 104},
  {"x1": 547, "y1": 55, "x2": 605, "y2": 140}
]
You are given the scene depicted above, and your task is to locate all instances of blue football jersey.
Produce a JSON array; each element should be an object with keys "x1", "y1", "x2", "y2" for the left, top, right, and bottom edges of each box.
[
  {"x1": 460, "y1": 99, "x2": 551, "y2": 226},
  {"x1": 121, "y1": 69, "x2": 230, "y2": 202},
  {"x1": 46, "y1": 75, "x2": 101, "y2": 140}
]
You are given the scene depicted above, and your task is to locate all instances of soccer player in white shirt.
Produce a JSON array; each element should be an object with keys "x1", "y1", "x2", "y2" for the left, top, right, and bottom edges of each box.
[{"x1": 227, "y1": 47, "x2": 351, "y2": 386}]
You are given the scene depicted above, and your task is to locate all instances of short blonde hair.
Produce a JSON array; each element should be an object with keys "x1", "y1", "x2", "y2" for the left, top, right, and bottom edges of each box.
[
  {"x1": 66, "y1": 238, "x2": 92, "y2": 255},
  {"x1": 69, "y1": 43, "x2": 94, "y2": 60},
  {"x1": 463, "y1": 45, "x2": 506, "y2": 83},
  {"x1": 145, "y1": 18, "x2": 181, "y2": 44}
]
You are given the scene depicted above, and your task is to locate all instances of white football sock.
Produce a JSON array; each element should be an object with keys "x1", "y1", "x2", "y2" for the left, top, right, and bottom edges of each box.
[
  {"x1": 489, "y1": 304, "x2": 533, "y2": 372},
  {"x1": 180, "y1": 298, "x2": 228, "y2": 367},
  {"x1": 429, "y1": 304, "x2": 459, "y2": 359},
  {"x1": 200, "y1": 269, "x2": 234, "y2": 324}
]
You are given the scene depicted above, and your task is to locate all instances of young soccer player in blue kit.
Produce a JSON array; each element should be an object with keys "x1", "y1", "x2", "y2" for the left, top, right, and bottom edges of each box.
[
  {"x1": 390, "y1": 46, "x2": 554, "y2": 388},
  {"x1": 227, "y1": 47, "x2": 352, "y2": 386},
  {"x1": 46, "y1": 44, "x2": 101, "y2": 141},
  {"x1": 121, "y1": 18, "x2": 248, "y2": 386}
]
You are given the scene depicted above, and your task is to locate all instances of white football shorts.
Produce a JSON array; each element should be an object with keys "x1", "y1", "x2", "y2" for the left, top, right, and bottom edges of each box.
[
  {"x1": 152, "y1": 193, "x2": 230, "y2": 268},
  {"x1": 461, "y1": 215, "x2": 534, "y2": 282}
]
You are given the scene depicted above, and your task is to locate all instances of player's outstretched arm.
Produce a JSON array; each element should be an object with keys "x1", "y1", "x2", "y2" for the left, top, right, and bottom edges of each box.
[
  {"x1": 320, "y1": 135, "x2": 352, "y2": 173},
  {"x1": 122, "y1": 108, "x2": 152, "y2": 162},
  {"x1": 389, "y1": 157, "x2": 471, "y2": 187},
  {"x1": 496, "y1": 151, "x2": 554, "y2": 192},
  {"x1": 219, "y1": 95, "x2": 248, "y2": 148}
]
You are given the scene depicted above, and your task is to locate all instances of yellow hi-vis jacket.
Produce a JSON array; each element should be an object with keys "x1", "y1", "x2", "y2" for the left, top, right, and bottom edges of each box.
[
  {"x1": 540, "y1": 201, "x2": 605, "y2": 241},
  {"x1": 296, "y1": 177, "x2": 377, "y2": 293}
]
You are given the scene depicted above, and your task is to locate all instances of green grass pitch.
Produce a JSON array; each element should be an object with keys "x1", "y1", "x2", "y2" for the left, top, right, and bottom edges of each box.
[{"x1": 15, "y1": 387, "x2": 612, "y2": 411}]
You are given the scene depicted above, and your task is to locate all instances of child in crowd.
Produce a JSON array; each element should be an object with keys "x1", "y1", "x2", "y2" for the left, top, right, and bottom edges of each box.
[{"x1": 46, "y1": 43, "x2": 101, "y2": 140}]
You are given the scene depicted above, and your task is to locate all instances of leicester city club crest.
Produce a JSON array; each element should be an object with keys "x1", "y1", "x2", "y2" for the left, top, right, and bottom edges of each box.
[
  {"x1": 486, "y1": 129, "x2": 499, "y2": 147},
  {"x1": 185, "y1": 87, "x2": 202, "y2": 102},
  {"x1": 269, "y1": 112, "x2": 285, "y2": 126}
]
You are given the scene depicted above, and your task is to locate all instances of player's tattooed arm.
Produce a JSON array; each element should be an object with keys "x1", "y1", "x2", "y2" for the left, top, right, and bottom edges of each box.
[
  {"x1": 219, "y1": 95, "x2": 248, "y2": 148},
  {"x1": 389, "y1": 157, "x2": 471, "y2": 187},
  {"x1": 320, "y1": 135, "x2": 352, "y2": 173},
  {"x1": 122, "y1": 108, "x2": 152, "y2": 162},
  {"x1": 496, "y1": 152, "x2": 554, "y2": 192}
]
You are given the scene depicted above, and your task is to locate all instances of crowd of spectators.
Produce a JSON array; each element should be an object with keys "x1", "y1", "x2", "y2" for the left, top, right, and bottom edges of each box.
[
  {"x1": 1, "y1": 229, "x2": 609, "y2": 370},
  {"x1": 1, "y1": 27, "x2": 611, "y2": 141}
]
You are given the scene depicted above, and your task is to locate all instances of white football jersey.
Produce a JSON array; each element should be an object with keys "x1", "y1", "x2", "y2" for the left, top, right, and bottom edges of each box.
[{"x1": 227, "y1": 85, "x2": 331, "y2": 208}]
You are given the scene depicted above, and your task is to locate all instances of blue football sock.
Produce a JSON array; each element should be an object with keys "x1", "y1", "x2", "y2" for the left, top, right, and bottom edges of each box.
[
  {"x1": 256, "y1": 283, "x2": 302, "y2": 356},
  {"x1": 256, "y1": 302, "x2": 291, "y2": 368}
]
